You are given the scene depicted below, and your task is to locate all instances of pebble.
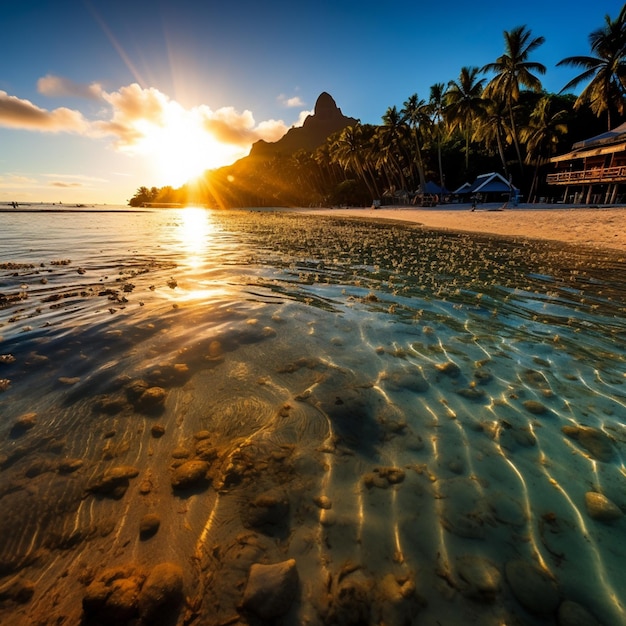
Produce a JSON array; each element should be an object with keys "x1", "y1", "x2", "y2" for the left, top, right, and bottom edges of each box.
[
  {"x1": 242, "y1": 559, "x2": 298, "y2": 620},
  {"x1": 57, "y1": 458, "x2": 84, "y2": 473},
  {"x1": 10, "y1": 412, "x2": 37, "y2": 436},
  {"x1": 151, "y1": 424, "x2": 165, "y2": 438},
  {"x1": 170, "y1": 460, "x2": 210, "y2": 490},
  {"x1": 139, "y1": 513, "x2": 161, "y2": 538},
  {"x1": 584, "y1": 491, "x2": 623, "y2": 522},
  {"x1": 314, "y1": 495, "x2": 332, "y2": 510},
  {"x1": 523, "y1": 400, "x2": 548, "y2": 415},
  {"x1": 87, "y1": 465, "x2": 140, "y2": 498},
  {"x1": 135, "y1": 386, "x2": 167, "y2": 414},
  {"x1": 436, "y1": 361, "x2": 461, "y2": 377}
]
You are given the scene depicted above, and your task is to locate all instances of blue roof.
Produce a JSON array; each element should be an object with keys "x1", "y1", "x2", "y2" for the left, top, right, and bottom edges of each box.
[{"x1": 468, "y1": 172, "x2": 517, "y2": 193}]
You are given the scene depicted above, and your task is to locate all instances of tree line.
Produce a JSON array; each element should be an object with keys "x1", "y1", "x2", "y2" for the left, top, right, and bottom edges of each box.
[{"x1": 129, "y1": 8, "x2": 626, "y2": 208}]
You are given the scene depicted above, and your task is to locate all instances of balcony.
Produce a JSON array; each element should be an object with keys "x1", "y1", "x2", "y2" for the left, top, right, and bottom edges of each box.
[{"x1": 547, "y1": 165, "x2": 626, "y2": 185}]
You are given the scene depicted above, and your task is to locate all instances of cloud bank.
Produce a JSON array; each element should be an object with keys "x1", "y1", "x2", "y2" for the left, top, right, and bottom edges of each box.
[
  {"x1": 0, "y1": 77, "x2": 300, "y2": 166},
  {"x1": 37, "y1": 75, "x2": 102, "y2": 100},
  {"x1": 0, "y1": 90, "x2": 89, "y2": 133}
]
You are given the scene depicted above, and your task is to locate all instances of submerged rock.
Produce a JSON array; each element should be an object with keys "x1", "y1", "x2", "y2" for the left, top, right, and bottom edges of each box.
[
  {"x1": 170, "y1": 460, "x2": 210, "y2": 490},
  {"x1": 242, "y1": 559, "x2": 299, "y2": 620},
  {"x1": 435, "y1": 361, "x2": 461, "y2": 377},
  {"x1": 10, "y1": 412, "x2": 37, "y2": 437},
  {"x1": 384, "y1": 370, "x2": 429, "y2": 393},
  {"x1": 505, "y1": 559, "x2": 559, "y2": 614},
  {"x1": 584, "y1": 491, "x2": 623, "y2": 522},
  {"x1": 82, "y1": 566, "x2": 145, "y2": 623},
  {"x1": 557, "y1": 600, "x2": 600, "y2": 626},
  {"x1": 562, "y1": 425, "x2": 615, "y2": 462},
  {"x1": 150, "y1": 424, "x2": 165, "y2": 438},
  {"x1": 137, "y1": 562, "x2": 184, "y2": 621},
  {"x1": 139, "y1": 513, "x2": 161, "y2": 538},
  {"x1": 82, "y1": 562, "x2": 183, "y2": 624},
  {"x1": 135, "y1": 386, "x2": 167, "y2": 414},
  {"x1": 363, "y1": 466, "x2": 405, "y2": 489},
  {"x1": 243, "y1": 490, "x2": 290, "y2": 531},
  {"x1": 57, "y1": 458, "x2": 84, "y2": 474},
  {"x1": 523, "y1": 399, "x2": 549, "y2": 415},
  {"x1": 456, "y1": 555, "x2": 501, "y2": 602},
  {"x1": 88, "y1": 465, "x2": 140, "y2": 498},
  {"x1": 313, "y1": 495, "x2": 332, "y2": 510},
  {"x1": 0, "y1": 577, "x2": 35, "y2": 604}
]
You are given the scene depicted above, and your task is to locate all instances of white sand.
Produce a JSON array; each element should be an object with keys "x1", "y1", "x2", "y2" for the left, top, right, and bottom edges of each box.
[{"x1": 303, "y1": 204, "x2": 626, "y2": 253}]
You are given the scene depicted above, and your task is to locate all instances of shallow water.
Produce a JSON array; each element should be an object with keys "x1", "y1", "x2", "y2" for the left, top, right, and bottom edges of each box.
[{"x1": 1, "y1": 206, "x2": 625, "y2": 625}]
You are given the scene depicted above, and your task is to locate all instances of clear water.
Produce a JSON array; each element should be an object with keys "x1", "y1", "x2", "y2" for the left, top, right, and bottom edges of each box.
[{"x1": 1, "y1": 206, "x2": 625, "y2": 625}]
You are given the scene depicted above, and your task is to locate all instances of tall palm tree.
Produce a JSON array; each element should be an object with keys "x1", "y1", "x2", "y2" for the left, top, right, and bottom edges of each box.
[
  {"x1": 445, "y1": 66, "x2": 486, "y2": 170},
  {"x1": 474, "y1": 98, "x2": 512, "y2": 178},
  {"x1": 481, "y1": 25, "x2": 546, "y2": 172},
  {"x1": 520, "y1": 96, "x2": 568, "y2": 202},
  {"x1": 557, "y1": 8, "x2": 626, "y2": 129},
  {"x1": 379, "y1": 106, "x2": 410, "y2": 191},
  {"x1": 401, "y1": 93, "x2": 430, "y2": 191},
  {"x1": 330, "y1": 124, "x2": 380, "y2": 200},
  {"x1": 429, "y1": 83, "x2": 447, "y2": 191}
]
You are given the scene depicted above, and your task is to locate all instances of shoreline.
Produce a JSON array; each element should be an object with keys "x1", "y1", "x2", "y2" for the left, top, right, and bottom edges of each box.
[{"x1": 298, "y1": 203, "x2": 626, "y2": 253}]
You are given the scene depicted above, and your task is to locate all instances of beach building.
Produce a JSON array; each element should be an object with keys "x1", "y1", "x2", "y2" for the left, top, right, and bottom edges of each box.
[
  {"x1": 454, "y1": 172, "x2": 519, "y2": 204},
  {"x1": 548, "y1": 122, "x2": 626, "y2": 204}
]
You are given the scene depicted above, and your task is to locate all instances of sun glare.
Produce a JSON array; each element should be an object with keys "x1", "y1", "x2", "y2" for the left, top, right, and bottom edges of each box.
[
  {"x1": 179, "y1": 207, "x2": 213, "y2": 267},
  {"x1": 138, "y1": 107, "x2": 242, "y2": 188}
]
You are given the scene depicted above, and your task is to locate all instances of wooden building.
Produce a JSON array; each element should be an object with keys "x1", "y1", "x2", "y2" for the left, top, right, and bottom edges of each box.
[{"x1": 548, "y1": 122, "x2": 626, "y2": 204}]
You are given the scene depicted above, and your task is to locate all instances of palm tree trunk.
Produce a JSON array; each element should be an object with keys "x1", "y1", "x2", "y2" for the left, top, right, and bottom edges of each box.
[{"x1": 508, "y1": 102, "x2": 524, "y2": 175}]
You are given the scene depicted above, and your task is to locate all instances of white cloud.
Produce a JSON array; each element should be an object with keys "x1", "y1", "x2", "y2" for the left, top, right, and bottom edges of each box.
[
  {"x1": 1, "y1": 80, "x2": 293, "y2": 167},
  {"x1": 294, "y1": 109, "x2": 313, "y2": 127},
  {"x1": 278, "y1": 94, "x2": 305, "y2": 108},
  {"x1": 0, "y1": 90, "x2": 89, "y2": 133},
  {"x1": 37, "y1": 75, "x2": 103, "y2": 100},
  {"x1": 50, "y1": 181, "x2": 83, "y2": 188}
]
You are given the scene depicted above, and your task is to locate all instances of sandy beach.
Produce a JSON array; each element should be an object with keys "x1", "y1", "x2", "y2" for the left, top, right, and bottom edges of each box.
[{"x1": 305, "y1": 204, "x2": 626, "y2": 253}]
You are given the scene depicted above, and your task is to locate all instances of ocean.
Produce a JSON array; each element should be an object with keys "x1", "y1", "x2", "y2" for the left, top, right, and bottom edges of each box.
[{"x1": 1, "y1": 206, "x2": 625, "y2": 625}]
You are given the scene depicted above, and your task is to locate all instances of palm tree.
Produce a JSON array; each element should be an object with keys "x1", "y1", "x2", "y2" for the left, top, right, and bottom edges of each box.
[
  {"x1": 557, "y1": 8, "x2": 626, "y2": 129},
  {"x1": 474, "y1": 98, "x2": 512, "y2": 178},
  {"x1": 445, "y1": 66, "x2": 486, "y2": 170},
  {"x1": 520, "y1": 96, "x2": 568, "y2": 202},
  {"x1": 481, "y1": 25, "x2": 546, "y2": 172},
  {"x1": 379, "y1": 106, "x2": 410, "y2": 192},
  {"x1": 401, "y1": 93, "x2": 430, "y2": 191},
  {"x1": 330, "y1": 124, "x2": 380, "y2": 200},
  {"x1": 429, "y1": 83, "x2": 447, "y2": 191}
]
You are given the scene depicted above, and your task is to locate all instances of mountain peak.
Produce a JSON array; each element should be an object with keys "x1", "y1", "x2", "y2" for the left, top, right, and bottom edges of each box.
[
  {"x1": 314, "y1": 92, "x2": 340, "y2": 118},
  {"x1": 249, "y1": 93, "x2": 357, "y2": 158}
]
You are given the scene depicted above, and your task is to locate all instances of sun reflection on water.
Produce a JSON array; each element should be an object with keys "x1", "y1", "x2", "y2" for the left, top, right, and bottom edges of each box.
[{"x1": 178, "y1": 207, "x2": 213, "y2": 267}]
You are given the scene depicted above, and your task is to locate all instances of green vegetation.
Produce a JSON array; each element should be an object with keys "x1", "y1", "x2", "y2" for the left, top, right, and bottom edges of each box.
[{"x1": 129, "y1": 10, "x2": 626, "y2": 208}]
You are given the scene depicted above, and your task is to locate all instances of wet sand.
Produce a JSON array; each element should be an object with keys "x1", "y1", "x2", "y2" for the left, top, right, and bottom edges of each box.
[{"x1": 303, "y1": 204, "x2": 626, "y2": 252}]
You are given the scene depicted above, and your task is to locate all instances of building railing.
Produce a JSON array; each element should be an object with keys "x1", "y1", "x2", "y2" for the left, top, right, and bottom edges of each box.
[{"x1": 547, "y1": 165, "x2": 626, "y2": 185}]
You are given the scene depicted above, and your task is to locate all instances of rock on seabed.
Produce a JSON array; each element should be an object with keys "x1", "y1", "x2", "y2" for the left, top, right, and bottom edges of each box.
[
  {"x1": 242, "y1": 559, "x2": 299, "y2": 620},
  {"x1": 584, "y1": 491, "x2": 623, "y2": 522},
  {"x1": 505, "y1": 559, "x2": 560, "y2": 615}
]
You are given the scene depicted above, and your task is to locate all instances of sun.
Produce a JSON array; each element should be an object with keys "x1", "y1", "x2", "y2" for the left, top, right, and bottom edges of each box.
[{"x1": 138, "y1": 107, "x2": 241, "y2": 188}]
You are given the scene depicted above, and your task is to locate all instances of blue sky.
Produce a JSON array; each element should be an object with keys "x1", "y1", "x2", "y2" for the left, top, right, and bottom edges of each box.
[{"x1": 1, "y1": 0, "x2": 624, "y2": 204}]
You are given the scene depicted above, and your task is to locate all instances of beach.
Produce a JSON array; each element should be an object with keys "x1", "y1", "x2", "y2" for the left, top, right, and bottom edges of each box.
[
  {"x1": 1, "y1": 207, "x2": 625, "y2": 625},
  {"x1": 306, "y1": 204, "x2": 626, "y2": 252}
]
